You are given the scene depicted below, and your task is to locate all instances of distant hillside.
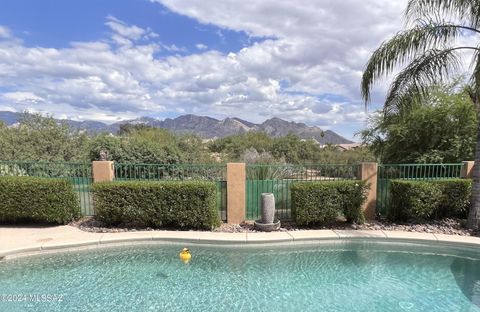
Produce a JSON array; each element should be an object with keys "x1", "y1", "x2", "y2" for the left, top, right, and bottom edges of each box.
[
  {"x1": 0, "y1": 111, "x2": 21, "y2": 125},
  {"x1": 0, "y1": 111, "x2": 353, "y2": 144},
  {"x1": 0, "y1": 111, "x2": 115, "y2": 133}
]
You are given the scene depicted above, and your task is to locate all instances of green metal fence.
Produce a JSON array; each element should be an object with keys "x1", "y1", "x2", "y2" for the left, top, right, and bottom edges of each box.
[
  {"x1": 114, "y1": 163, "x2": 227, "y2": 221},
  {"x1": 1, "y1": 160, "x2": 464, "y2": 223},
  {"x1": 0, "y1": 160, "x2": 94, "y2": 215},
  {"x1": 246, "y1": 164, "x2": 359, "y2": 220},
  {"x1": 376, "y1": 163, "x2": 463, "y2": 218}
]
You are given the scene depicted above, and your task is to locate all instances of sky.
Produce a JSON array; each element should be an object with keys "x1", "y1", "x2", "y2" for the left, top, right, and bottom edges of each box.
[{"x1": 0, "y1": 0, "x2": 410, "y2": 140}]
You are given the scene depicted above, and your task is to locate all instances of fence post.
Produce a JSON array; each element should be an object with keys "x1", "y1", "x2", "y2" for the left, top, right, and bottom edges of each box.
[
  {"x1": 461, "y1": 161, "x2": 474, "y2": 179},
  {"x1": 227, "y1": 163, "x2": 246, "y2": 224},
  {"x1": 92, "y1": 161, "x2": 115, "y2": 183},
  {"x1": 357, "y1": 162, "x2": 378, "y2": 220}
]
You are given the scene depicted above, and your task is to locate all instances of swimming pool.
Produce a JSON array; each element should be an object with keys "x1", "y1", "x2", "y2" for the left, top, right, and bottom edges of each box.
[{"x1": 1, "y1": 241, "x2": 479, "y2": 311}]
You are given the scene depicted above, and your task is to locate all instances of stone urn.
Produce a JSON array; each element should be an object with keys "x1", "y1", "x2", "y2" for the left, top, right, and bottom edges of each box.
[{"x1": 254, "y1": 193, "x2": 281, "y2": 231}]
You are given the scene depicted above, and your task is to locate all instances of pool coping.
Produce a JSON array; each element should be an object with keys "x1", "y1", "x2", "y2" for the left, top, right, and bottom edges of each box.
[{"x1": 1, "y1": 226, "x2": 480, "y2": 259}]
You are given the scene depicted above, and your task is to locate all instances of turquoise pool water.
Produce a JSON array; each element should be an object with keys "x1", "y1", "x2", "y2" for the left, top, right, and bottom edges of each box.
[{"x1": 1, "y1": 241, "x2": 480, "y2": 311}]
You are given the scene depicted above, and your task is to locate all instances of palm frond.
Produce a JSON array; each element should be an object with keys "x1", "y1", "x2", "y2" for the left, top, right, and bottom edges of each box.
[
  {"x1": 361, "y1": 23, "x2": 465, "y2": 102},
  {"x1": 406, "y1": 0, "x2": 480, "y2": 28},
  {"x1": 383, "y1": 48, "x2": 462, "y2": 115},
  {"x1": 470, "y1": 48, "x2": 480, "y2": 111}
]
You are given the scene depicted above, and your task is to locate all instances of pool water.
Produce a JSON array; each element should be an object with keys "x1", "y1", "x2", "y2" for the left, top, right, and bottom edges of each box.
[{"x1": 1, "y1": 241, "x2": 480, "y2": 311}]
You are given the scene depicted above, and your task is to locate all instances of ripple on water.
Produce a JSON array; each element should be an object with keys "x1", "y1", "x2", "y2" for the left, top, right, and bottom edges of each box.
[{"x1": 0, "y1": 242, "x2": 480, "y2": 312}]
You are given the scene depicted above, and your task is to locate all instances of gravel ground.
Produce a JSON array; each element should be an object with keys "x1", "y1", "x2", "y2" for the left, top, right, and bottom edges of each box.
[{"x1": 71, "y1": 217, "x2": 479, "y2": 236}]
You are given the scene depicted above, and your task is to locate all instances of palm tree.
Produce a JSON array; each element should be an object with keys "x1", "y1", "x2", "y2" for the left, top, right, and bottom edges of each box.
[{"x1": 361, "y1": 0, "x2": 480, "y2": 228}]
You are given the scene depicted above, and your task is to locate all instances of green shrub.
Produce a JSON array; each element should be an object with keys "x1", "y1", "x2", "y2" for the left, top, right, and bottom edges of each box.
[
  {"x1": 389, "y1": 179, "x2": 472, "y2": 221},
  {"x1": 0, "y1": 164, "x2": 27, "y2": 176},
  {"x1": 92, "y1": 181, "x2": 219, "y2": 229},
  {"x1": 291, "y1": 181, "x2": 368, "y2": 225},
  {"x1": 435, "y1": 179, "x2": 472, "y2": 218},
  {"x1": 389, "y1": 180, "x2": 442, "y2": 221},
  {"x1": 0, "y1": 176, "x2": 81, "y2": 224}
]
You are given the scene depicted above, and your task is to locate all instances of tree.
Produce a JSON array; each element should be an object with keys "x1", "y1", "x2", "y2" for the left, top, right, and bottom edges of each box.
[
  {"x1": 361, "y1": 0, "x2": 480, "y2": 228},
  {"x1": 208, "y1": 132, "x2": 274, "y2": 161},
  {"x1": 176, "y1": 133, "x2": 213, "y2": 163},
  {"x1": 361, "y1": 84, "x2": 477, "y2": 163},
  {"x1": 89, "y1": 129, "x2": 179, "y2": 163},
  {"x1": 117, "y1": 123, "x2": 154, "y2": 135},
  {"x1": 89, "y1": 127, "x2": 210, "y2": 164},
  {"x1": 0, "y1": 113, "x2": 90, "y2": 161},
  {"x1": 208, "y1": 131, "x2": 374, "y2": 164},
  {"x1": 88, "y1": 134, "x2": 125, "y2": 161},
  {"x1": 316, "y1": 144, "x2": 375, "y2": 164},
  {"x1": 271, "y1": 134, "x2": 320, "y2": 164}
]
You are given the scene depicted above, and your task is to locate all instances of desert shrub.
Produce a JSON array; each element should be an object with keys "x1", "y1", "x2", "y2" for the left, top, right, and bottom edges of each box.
[
  {"x1": 246, "y1": 164, "x2": 304, "y2": 180},
  {"x1": 0, "y1": 164, "x2": 27, "y2": 176},
  {"x1": 92, "y1": 181, "x2": 219, "y2": 229},
  {"x1": 0, "y1": 176, "x2": 80, "y2": 224},
  {"x1": 291, "y1": 181, "x2": 368, "y2": 225}
]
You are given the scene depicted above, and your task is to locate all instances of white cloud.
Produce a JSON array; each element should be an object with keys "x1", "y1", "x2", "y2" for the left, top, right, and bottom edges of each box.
[
  {"x1": 104, "y1": 15, "x2": 160, "y2": 47},
  {"x1": 2, "y1": 92, "x2": 44, "y2": 104},
  {"x1": 105, "y1": 15, "x2": 146, "y2": 41},
  {"x1": 0, "y1": 26, "x2": 11, "y2": 39},
  {"x1": 161, "y1": 43, "x2": 187, "y2": 53},
  {"x1": 195, "y1": 43, "x2": 208, "y2": 50},
  {"x1": 153, "y1": 0, "x2": 408, "y2": 99},
  {"x1": 0, "y1": 2, "x2": 413, "y2": 134}
]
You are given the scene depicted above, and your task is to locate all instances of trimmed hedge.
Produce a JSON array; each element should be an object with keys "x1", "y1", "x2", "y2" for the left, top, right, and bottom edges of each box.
[
  {"x1": 436, "y1": 180, "x2": 472, "y2": 217},
  {"x1": 291, "y1": 181, "x2": 368, "y2": 226},
  {"x1": 92, "y1": 181, "x2": 219, "y2": 230},
  {"x1": 389, "y1": 179, "x2": 472, "y2": 221},
  {"x1": 389, "y1": 180, "x2": 441, "y2": 221},
  {"x1": 0, "y1": 176, "x2": 81, "y2": 224}
]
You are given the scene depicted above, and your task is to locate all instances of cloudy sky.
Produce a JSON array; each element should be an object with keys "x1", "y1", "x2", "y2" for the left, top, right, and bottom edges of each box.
[{"x1": 0, "y1": 0, "x2": 408, "y2": 139}]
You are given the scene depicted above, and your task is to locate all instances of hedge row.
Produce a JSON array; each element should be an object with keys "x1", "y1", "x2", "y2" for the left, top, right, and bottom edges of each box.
[
  {"x1": 0, "y1": 176, "x2": 81, "y2": 224},
  {"x1": 91, "y1": 181, "x2": 219, "y2": 229},
  {"x1": 291, "y1": 181, "x2": 369, "y2": 225},
  {"x1": 389, "y1": 179, "x2": 472, "y2": 221}
]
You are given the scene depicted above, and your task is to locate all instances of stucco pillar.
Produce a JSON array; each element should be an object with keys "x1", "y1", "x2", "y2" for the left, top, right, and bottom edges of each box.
[
  {"x1": 227, "y1": 163, "x2": 246, "y2": 224},
  {"x1": 357, "y1": 162, "x2": 378, "y2": 220},
  {"x1": 462, "y1": 161, "x2": 475, "y2": 179},
  {"x1": 92, "y1": 161, "x2": 115, "y2": 183}
]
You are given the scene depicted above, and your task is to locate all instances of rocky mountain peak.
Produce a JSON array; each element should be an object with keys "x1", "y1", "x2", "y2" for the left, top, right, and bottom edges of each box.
[{"x1": 0, "y1": 111, "x2": 353, "y2": 144}]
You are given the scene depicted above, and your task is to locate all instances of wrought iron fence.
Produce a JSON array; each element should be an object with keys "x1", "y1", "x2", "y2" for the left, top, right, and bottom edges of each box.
[
  {"x1": 114, "y1": 163, "x2": 226, "y2": 181},
  {"x1": 1, "y1": 160, "x2": 466, "y2": 223},
  {"x1": 246, "y1": 164, "x2": 359, "y2": 220},
  {"x1": 376, "y1": 163, "x2": 464, "y2": 218}
]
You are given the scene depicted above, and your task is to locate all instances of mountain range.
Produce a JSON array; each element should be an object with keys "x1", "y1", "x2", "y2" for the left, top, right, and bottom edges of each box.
[{"x1": 0, "y1": 111, "x2": 353, "y2": 144}]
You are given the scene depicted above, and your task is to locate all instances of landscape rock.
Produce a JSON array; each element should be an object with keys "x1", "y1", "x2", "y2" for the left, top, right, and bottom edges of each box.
[{"x1": 71, "y1": 217, "x2": 479, "y2": 237}]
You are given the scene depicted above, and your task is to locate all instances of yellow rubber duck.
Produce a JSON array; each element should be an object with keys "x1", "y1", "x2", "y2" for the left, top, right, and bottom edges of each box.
[{"x1": 179, "y1": 248, "x2": 191, "y2": 264}]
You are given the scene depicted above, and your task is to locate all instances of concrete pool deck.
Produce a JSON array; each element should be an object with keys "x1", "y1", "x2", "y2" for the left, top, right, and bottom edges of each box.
[{"x1": 1, "y1": 225, "x2": 480, "y2": 259}]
